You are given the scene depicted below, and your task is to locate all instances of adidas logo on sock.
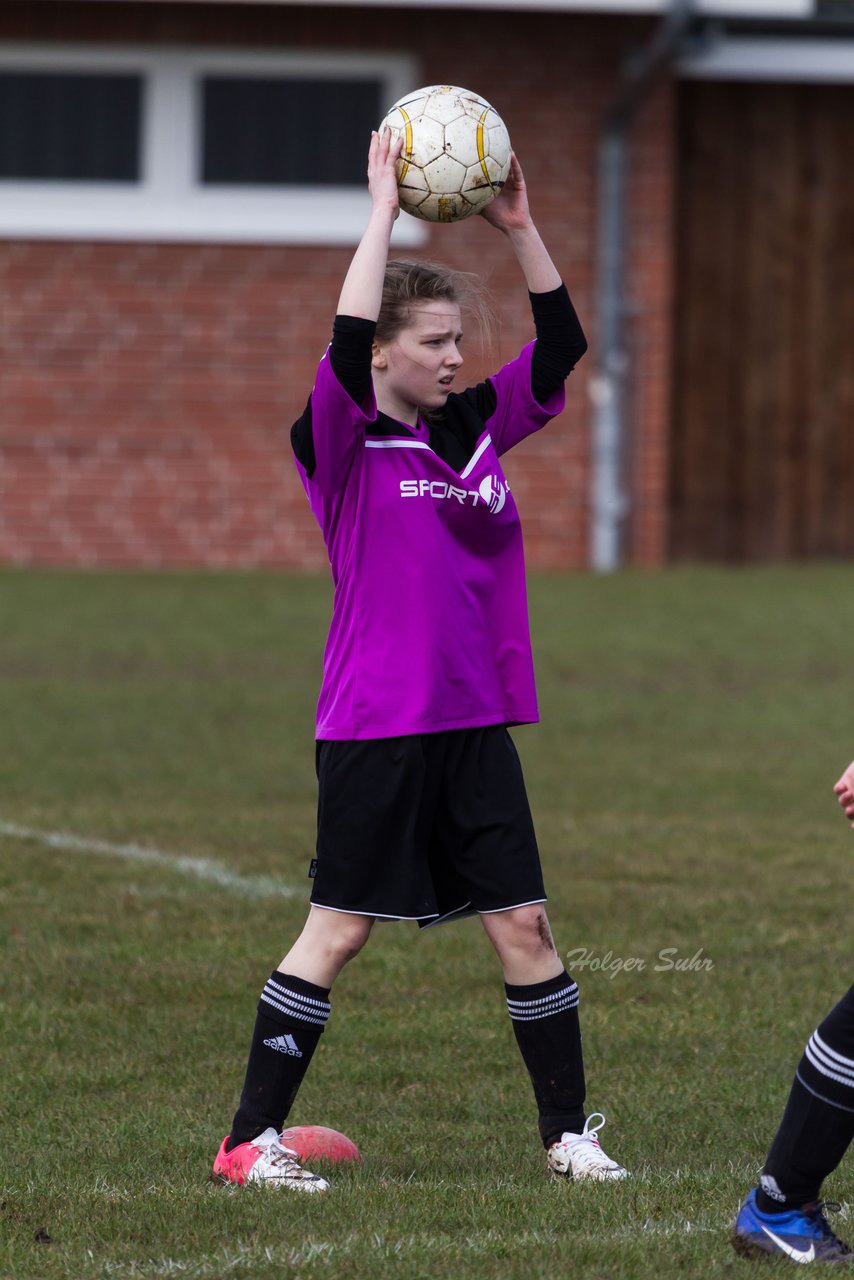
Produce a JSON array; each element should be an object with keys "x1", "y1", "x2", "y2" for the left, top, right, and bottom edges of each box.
[
  {"x1": 760, "y1": 1174, "x2": 787, "y2": 1204},
  {"x1": 263, "y1": 1033, "x2": 303, "y2": 1057}
]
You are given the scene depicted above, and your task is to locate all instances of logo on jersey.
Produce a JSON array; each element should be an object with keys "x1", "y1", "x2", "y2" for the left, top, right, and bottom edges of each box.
[
  {"x1": 478, "y1": 474, "x2": 506, "y2": 514},
  {"x1": 400, "y1": 474, "x2": 509, "y2": 515}
]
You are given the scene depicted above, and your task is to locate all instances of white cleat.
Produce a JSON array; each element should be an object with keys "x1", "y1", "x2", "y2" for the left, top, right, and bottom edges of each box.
[
  {"x1": 547, "y1": 1113, "x2": 629, "y2": 1182},
  {"x1": 212, "y1": 1126, "x2": 329, "y2": 1192}
]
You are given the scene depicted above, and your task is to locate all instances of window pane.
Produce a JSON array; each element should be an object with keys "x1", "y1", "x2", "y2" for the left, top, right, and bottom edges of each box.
[
  {"x1": 201, "y1": 77, "x2": 381, "y2": 186},
  {"x1": 0, "y1": 71, "x2": 142, "y2": 181}
]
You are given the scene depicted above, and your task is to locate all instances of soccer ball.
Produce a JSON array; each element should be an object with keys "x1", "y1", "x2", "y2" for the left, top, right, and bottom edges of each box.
[
  {"x1": 378, "y1": 84, "x2": 511, "y2": 223},
  {"x1": 279, "y1": 1125, "x2": 361, "y2": 1164}
]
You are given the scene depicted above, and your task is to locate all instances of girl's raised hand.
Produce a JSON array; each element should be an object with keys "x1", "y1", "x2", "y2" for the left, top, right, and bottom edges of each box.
[
  {"x1": 337, "y1": 130, "x2": 403, "y2": 318},
  {"x1": 479, "y1": 153, "x2": 533, "y2": 233},
  {"x1": 367, "y1": 128, "x2": 404, "y2": 219}
]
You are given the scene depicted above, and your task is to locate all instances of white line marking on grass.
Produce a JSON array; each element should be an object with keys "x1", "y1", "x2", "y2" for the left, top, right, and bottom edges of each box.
[
  {"x1": 0, "y1": 819, "x2": 300, "y2": 900},
  {"x1": 94, "y1": 1221, "x2": 727, "y2": 1276}
]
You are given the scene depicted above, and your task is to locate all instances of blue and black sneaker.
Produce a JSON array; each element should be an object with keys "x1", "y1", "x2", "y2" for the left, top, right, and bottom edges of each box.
[{"x1": 732, "y1": 1188, "x2": 853, "y2": 1264}]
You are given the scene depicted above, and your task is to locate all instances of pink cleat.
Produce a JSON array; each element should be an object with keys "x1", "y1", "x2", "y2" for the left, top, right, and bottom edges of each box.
[{"x1": 212, "y1": 1127, "x2": 329, "y2": 1192}]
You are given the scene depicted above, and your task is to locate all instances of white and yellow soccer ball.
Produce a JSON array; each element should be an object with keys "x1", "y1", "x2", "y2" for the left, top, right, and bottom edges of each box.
[{"x1": 378, "y1": 85, "x2": 511, "y2": 223}]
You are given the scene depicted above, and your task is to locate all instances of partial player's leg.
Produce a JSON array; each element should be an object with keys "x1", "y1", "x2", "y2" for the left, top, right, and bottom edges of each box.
[
  {"x1": 732, "y1": 981, "x2": 854, "y2": 1261},
  {"x1": 212, "y1": 906, "x2": 374, "y2": 1191},
  {"x1": 214, "y1": 732, "x2": 442, "y2": 1190},
  {"x1": 481, "y1": 903, "x2": 628, "y2": 1181}
]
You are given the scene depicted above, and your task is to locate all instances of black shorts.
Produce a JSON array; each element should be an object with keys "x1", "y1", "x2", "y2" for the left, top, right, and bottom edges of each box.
[{"x1": 310, "y1": 725, "x2": 546, "y2": 926}]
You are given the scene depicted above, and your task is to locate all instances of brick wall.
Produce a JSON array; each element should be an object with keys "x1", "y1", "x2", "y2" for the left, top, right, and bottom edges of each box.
[{"x1": 0, "y1": 2, "x2": 674, "y2": 570}]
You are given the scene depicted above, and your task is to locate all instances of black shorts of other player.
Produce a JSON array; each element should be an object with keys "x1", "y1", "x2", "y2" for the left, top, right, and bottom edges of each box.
[{"x1": 311, "y1": 725, "x2": 546, "y2": 927}]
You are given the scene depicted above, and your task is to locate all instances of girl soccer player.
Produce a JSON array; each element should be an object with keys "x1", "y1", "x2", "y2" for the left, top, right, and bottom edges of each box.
[
  {"x1": 732, "y1": 759, "x2": 854, "y2": 1263},
  {"x1": 212, "y1": 129, "x2": 628, "y2": 1191}
]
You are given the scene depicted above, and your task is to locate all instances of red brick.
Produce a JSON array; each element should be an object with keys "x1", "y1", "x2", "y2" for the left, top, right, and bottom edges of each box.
[{"x1": 0, "y1": 4, "x2": 672, "y2": 570}]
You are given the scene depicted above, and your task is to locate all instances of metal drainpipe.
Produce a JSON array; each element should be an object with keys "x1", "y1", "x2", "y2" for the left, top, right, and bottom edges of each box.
[{"x1": 591, "y1": 0, "x2": 694, "y2": 572}]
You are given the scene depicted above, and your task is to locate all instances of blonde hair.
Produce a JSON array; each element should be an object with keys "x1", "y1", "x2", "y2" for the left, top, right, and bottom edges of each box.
[{"x1": 376, "y1": 260, "x2": 495, "y2": 347}]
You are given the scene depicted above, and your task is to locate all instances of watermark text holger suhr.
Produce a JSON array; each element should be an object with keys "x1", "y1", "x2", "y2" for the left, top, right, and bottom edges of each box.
[{"x1": 565, "y1": 947, "x2": 714, "y2": 980}]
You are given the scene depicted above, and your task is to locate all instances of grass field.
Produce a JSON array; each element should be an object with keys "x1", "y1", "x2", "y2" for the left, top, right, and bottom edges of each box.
[{"x1": 3, "y1": 565, "x2": 854, "y2": 1280}]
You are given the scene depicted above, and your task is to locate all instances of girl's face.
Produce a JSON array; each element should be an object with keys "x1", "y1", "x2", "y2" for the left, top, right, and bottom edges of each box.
[{"x1": 372, "y1": 300, "x2": 464, "y2": 425}]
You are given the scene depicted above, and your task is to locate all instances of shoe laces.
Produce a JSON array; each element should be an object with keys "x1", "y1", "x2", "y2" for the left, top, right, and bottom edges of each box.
[
  {"x1": 808, "y1": 1202, "x2": 843, "y2": 1233},
  {"x1": 579, "y1": 1112, "x2": 607, "y2": 1146},
  {"x1": 264, "y1": 1137, "x2": 303, "y2": 1172},
  {"x1": 554, "y1": 1114, "x2": 608, "y2": 1153}
]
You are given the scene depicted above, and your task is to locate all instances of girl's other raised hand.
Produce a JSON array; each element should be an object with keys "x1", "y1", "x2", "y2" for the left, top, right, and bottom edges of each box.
[{"x1": 479, "y1": 153, "x2": 533, "y2": 234}]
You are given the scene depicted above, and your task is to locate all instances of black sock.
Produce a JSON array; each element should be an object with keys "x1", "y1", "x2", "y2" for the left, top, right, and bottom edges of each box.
[
  {"x1": 226, "y1": 971, "x2": 331, "y2": 1151},
  {"x1": 505, "y1": 969, "x2": 586, "y2": 1149},
  {"x1": 757, "y1": 983, "x2": 854, "y2": 1213}
]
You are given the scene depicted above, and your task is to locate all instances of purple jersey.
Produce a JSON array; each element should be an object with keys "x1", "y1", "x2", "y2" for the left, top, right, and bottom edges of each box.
[{"x1": 293, "y1": 341, "x2": 565, "y2": 740}]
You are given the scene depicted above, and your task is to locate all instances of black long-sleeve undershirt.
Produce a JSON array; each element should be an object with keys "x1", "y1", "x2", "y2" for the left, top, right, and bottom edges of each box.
[
  {"x1": 328, "y1": 282, "x2": 587, "y2": 409},
  {"x1": 527, "y1": 283, "x2": 588, "y2": 404},
  {"x1": 292, "y1": 284, "x2": 587, "y2": 478}
]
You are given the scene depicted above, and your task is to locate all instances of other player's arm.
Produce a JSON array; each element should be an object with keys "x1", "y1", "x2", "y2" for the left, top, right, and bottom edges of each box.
[{"x1": 833, "y1": 760, "x2": 854, "y2": 829}]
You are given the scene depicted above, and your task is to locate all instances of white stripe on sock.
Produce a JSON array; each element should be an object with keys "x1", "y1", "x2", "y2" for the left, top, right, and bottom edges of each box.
[
  {"x1": 811, "y1": 1030, "x2": 854, "y2": 1078},
  {"x1": 506, "y1": 983, "x2": 578, "y2": 1011},
  {"x1": 506, "y1": 984, "x2": 579, "y2": 1022},
  {"x1": 261, "y1": 985, "x2": 330, "y2": 1026},
  {"x1": 267, "y1": 976, "x2": 331, "y2": 1013},
  {"x1": 805, "y1": 1032, "x2": 854, "y2": 1090}
]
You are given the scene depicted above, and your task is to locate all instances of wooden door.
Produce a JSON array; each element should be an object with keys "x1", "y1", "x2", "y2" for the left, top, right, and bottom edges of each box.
[{"x1": 669, "y1": 79, "x2": 854, "y2": 561}]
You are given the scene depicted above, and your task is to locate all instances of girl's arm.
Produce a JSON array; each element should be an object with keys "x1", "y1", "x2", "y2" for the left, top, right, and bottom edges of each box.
[
  {"x1": 292, "y1": 131, "x2": 404, "y2": 480},
  {"x1": 479, "y1": 154, "x2": 561, "y2": 294},
  {"x1": 336, "y1": 129, "x2": 403, "y2": 320},
  {"x1": 481, "y1": 154, "x2": 586, "y2": 402},
  {"x1": 326, "y1": 129, "x2": 403, "y2": 407}
]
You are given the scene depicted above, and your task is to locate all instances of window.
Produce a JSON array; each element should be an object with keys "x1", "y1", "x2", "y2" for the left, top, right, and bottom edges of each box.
[
  {"x1": 0, "y1": 71, "x2": 143, "y2": 181},
  {"x1": 0, "y1": 44, "x2": 423, "y2": 245},
  {"x1": 200, "y1": 76, "x2": 381, "y2": 186}
]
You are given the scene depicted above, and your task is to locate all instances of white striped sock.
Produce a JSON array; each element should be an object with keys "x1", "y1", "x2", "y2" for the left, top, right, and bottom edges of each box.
[
  {"x1": 260, "y1": 975, "x2": 331, "y2": 1028},
  {"x1": 804, "y1": 1030, "x2": 854, "y2": 1091},
  {"x1": 506, "y1": 979, "x2": 579, "y2": 1022}
]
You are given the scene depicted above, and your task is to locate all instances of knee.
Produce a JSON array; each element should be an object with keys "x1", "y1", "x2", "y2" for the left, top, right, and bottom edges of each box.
[
  {"x1": 313, "y1": 913, "x2": 373, "y2": 969},
  {"x1": 487, "y1": 905, "x2": 557, "y2": 959}
]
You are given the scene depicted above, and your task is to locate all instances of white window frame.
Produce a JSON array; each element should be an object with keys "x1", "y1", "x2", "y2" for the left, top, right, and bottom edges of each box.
[
  {"x1": 0, "y1": 42, "x2": 425, "y2": 245},
  {"x1": 679, "y1": 35, "x2": 854, "y2": 83}
]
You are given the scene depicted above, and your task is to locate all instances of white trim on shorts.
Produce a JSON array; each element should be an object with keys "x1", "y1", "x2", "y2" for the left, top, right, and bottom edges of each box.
[
  {"x1": 477, "y1": 897, "x2": 548, "y2": 916},
  {"x1": 311, "y1": 894, "x2": 548, "y2": 929},
  {"x1": 311, "y1": 901, "x2": 440, "y2": 922},
  {"x1": 421, "y1": 896, "x2": 547, "y2": 929},
  {"x1": 418, "y1": 901, "x2": 476, "y2": 929}
]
